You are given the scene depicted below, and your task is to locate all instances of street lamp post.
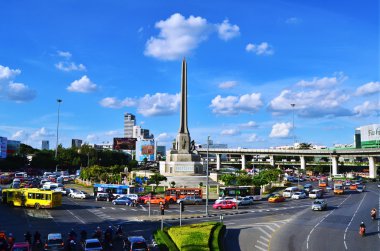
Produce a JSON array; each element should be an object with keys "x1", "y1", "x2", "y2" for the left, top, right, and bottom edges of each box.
[
  {"x1": 55, "y1": 99, "x2": 62, "y2": 172},
  {"x1": 206, "y1": 136, "x2": 210, "y2": 216},
  {"x1": 291, "y1": 103, "x2": 296, "y2": 148}
]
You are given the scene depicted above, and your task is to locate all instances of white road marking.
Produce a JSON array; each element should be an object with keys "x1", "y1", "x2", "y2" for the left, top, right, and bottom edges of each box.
[
  {"x1": 254, "y1": 245, "x2": 267, "y2": 251},
  {"x1": 260, "y1": 236, "x2": 269, "y2": 242},
  {"x1": 258, "y1": 228, "x2": 271, "y2": 238},
  {"x1": 343, "y1": 193, "x2": 367, "y2": 250},
  {"x1": 66, "y1": 209, "x2": 86, "y2": 224},
  {"x1": 257, "y1": 240, "x2": 269, "y2": 247},
  {"x1": 306, "y1": 194, "x2": 351, "y2": 250}
]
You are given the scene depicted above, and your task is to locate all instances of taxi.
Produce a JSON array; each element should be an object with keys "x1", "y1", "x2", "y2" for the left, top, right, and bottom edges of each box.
[
  {"x1": 268, "y1": 194, "x2": 285, "y2": 203},
  {"x1": 349, "y1": 184, "x2": 357, "y2": 190},
  {"x1": 145, "y1": 196, "x2": 166, "y2": 204}
]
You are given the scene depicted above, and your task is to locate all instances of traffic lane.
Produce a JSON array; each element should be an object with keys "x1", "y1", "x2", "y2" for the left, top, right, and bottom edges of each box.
[
  {"x1": 269, "y1": 193, "x2": 354, "y2": 251},
  {"x1": 344, "y1": 184, "x2": 380, "y2": 251}
]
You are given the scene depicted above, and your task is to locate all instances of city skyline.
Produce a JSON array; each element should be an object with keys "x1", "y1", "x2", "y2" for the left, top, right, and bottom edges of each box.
[{"x1": 0, "y1": 1, "x2": 378, "y2": 150}]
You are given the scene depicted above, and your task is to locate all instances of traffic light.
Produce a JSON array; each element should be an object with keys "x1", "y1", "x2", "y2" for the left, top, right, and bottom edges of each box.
[{"x1": 180, "y1": 202, "x2": 185, "y2": 212}]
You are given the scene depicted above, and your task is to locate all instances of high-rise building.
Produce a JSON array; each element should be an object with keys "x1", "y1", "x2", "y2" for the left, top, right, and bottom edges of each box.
[
  {"x1": 72, "y1": 139, "x2": 83, "y2": 148},
  {"x1": 124, "y1": 113, "x2": 136, "y2": 138},
  {"x1": 7, "y1": 140, "x2": 20, "y2": 156},
  {"x1": 42, "y1": 140, "x2": 49, "y2": 150},
  {"x1": 0, "y1": 137, "x2": 7, "y2": 159}
]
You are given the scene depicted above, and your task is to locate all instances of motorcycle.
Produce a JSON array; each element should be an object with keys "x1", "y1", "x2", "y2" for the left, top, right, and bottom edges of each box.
[
  {"x1": 371, "y1": 210, "x2": 376, "y2": 220},
  {"x1": 359, "y1": 226, "x2": 366, "y2": 237}
]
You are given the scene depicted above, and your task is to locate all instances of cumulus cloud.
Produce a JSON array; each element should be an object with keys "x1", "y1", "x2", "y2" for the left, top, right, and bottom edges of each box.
[
  {"x1": 354, "y1": 101, "x2": 380, "y2": 116},
  {"x1": 296, "y1": 73, "x2": 347, "y2": 89},
  {"x1": 105, "y1": 130, "x2": 120, "y2": 136},
  {"x1": 218, "y1": 81, "x2": 237, "y2": 89},
  {"x1": 156, "y1": 132, "x2": 172, "y2": 141},
  {"x1": 246, "y1": 42, "x2": 274, "y2": 55},
  {"x1": 11, "y1": 130, "x2": 27, "y2": 140},
  {"x1": 210, "y1": 93, "x2": 263, "y2": 115},
  {"x1": 7, "y1": 82, "x2": 36, "y2": 102},
  {"x1": 30, "y1": 127, "x2": 54, "y2": 140},
  {"x1": 221, "y1": 129, "x2": 240, "y2": 136},
  {"x1": 56, "y1": 62, "x2": 86, "y2": 72},
  {"x1": 355, "y1": 81, "x2": 380, "y2": 96},
  {"x1": 100, "y1": 93, "x2": 180, "y2": 117},
  {"x1": 270, "y1": 123, "x2": 292, "y2": 138},
  {"x1": 286, "y1": 17, "x2": 301, "y2": 24},
  {"x1": 217, "y1": 19, "x2": 240, "y2": 41},
  {"x1": 67, "y1": 75, "x2": 97, "y2": 93},
  {"x1": 240, "y1": 121, "x2": 257, "y2": 128},
  {"x1": 247, "y1": 134, "x2": 259, "y2": 142},
  {"x1": 0, "y1": 65, "x2": 21, "y2": 80},
  {"x1": 144, "y1": 13, "x2": 239, "y2": 60},
  {"x1": 269, "y1": 87, "x2": 352, "y2": 118},
  {"x1": 57, "y1": 50, "x2": 72, "y2": 59}
]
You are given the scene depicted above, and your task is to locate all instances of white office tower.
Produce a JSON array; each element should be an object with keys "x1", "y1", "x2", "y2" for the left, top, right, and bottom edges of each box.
[{"x1": 124, "y1": 113, "x2": 136, "y2": 138}]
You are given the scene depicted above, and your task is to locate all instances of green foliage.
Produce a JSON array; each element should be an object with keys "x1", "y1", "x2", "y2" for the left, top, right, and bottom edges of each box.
[
  {"x1": 210, "y1": 223, "x2": 225, "y2": 251},
  {"x1": 148, "y1": 173, "x2": 167, "y2": 191},
  {"x1": 220, "y1": 174, "x2": 236, "y2": 186},
  {"x1": 236, "y1": 174, "x2": 253, "y2": 186},
  {"x1": 167, "y1": 222, "x2": 217, "y2": 251},
  {"x1": 153, "y1": 229, "x2": 179, "y2": 251}
]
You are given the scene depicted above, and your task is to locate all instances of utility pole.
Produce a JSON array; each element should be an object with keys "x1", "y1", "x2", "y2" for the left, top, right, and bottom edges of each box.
[
  {"x1": 291, "y1": 103, "x2": 296, "y2": 147},
  {"x1": 55, "y1": 99, "x2": 62, "y2": 172},
  {"x1": 206, "y1": 136, "x2": 210, "y2": 216}
]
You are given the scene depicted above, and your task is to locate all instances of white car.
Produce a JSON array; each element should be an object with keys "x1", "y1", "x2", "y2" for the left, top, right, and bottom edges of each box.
[
  {"x1": 125, "y1": 194, "x2": 139, "y2": 201},
  {"x1": 71, "y1": 191, "x2": 90, "y2": 199},
  {"x1": 291, "y1": 192, "x2": 307, "y2": 199},
  {"x1": 238, "y1": 197, "x2": 254, "y2": 206}
]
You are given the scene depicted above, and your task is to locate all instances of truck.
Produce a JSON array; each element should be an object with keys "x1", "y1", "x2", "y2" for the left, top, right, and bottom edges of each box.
[{"x1": 333, "y1": 180, "x2": 344, "y2": 195}]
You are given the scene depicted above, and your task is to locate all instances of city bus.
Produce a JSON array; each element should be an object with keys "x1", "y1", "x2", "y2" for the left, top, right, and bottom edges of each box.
[
  {"x1": 319, "y1": 177, "x2": 328, "y2": 187},
  {"x1": 219, "y1": 186, "x2": 262, "y2": 200},
  {"x1": 93, "y1": 184, "x2": 137, "y2": 198},
  {"x1": 164, "y1": 188, "x2": 203, "y2": 203},
  {"x1": 1, "y1": 188, "x2": 62, "y2": 209}
]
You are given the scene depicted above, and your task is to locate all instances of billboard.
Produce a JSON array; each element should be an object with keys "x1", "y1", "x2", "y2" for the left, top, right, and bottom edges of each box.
[
  {"x1": 136, "y1": 140, "x2": 155, "y2": 161},
  {"x1": 360, "y1": 124, "x2": 380, "y2": 142},
  {"x1": 113, "y1": 137, "x2": 137, "y2": 150}
]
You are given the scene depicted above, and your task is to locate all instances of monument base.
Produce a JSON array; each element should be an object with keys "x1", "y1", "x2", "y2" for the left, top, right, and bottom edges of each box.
[{"x1": 159, "y1": 160, "x2": 204, "y2": 176}]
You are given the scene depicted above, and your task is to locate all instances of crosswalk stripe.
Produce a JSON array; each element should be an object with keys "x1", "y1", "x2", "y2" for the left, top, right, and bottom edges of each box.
[
  {"x1": 260, "y1": 236, "x2": 269, "y2": 242},
  {"x1": 257, "y1": 240, "x2": 269, "y2": 247},
  {"x1": 258, "y1": 228, "x2": 271, "y2": 238},
  {"x1": 254, "y1": 244, "x2": 267, "y2": 251}
]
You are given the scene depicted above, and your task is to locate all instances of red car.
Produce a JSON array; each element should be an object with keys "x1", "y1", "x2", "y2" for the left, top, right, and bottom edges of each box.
[
  {"x1": 11, "y1": 242, "x2": 31, "y2": 251},
  {"x1": 212, "y1": 200, "x2": 237, "y2": 210}
]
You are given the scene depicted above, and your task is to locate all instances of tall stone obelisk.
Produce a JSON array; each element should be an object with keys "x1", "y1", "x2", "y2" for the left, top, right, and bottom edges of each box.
[
  {"x1": 176, "y1": 58, "x2": 191, "y2": 153},
  {"x1": 159, "y1": 59, "x2": 202, "y2": 175}
]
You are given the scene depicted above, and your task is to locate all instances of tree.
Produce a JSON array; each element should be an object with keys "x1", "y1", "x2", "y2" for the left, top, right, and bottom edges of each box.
[
  {"x1": 148, "y1": 173, "x2": 167, "y2": 192},
  {"x1": 236, "y1": 174, "x2": 253, "y2": 186},
  {"x1": 220, "y1": 174, "x2": 236, "y2": 186},
  {"x1": 170, "y1": 181, "x2": 176, "y2": 188}
]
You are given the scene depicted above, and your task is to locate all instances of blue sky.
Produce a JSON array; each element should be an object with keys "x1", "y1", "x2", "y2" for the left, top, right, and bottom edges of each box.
[{"x1": 0, "y1": 0, "x2": 379, "y2": 150}]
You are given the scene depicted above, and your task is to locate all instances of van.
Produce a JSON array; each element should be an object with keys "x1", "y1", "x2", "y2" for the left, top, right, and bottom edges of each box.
[
  {"x1": 309, "y1": 189, "x2": 323, "y2": 199},
  {"x1": 283, "y1": 187, "x2": 299, "y2": 198}
]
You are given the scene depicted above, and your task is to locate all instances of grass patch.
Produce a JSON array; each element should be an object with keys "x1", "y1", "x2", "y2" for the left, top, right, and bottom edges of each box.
[
  {"x1": 210, "y1": 223, "x2": 226, "y2": 251},
  {"x1": 153, "y1": 229, "x2": 179, "y2": 251},
  {"x1": 144, "y1": 185, "x2": 165, "y2": 193},
  {"x1": 168, "y1": 222, "x2": 217, "y2": 251}
]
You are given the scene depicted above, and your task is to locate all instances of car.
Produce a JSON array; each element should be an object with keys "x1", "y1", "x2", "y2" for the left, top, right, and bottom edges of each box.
[
  {"x1": 312, "y1": 199, "x2": 327, "y2": 211},
  {"x1": 356, "y1": 185, "x2": 365, "y2": 192},
  {"x1": 11, "y1": 242, "x2": 31, "y2": 251},
  {"x1": 349, "y1": 184, "x2": 357, "y2": 190},
  {"x1": 212, "y1": 200, "x2": 237, "y2": 209},
  {"x1": 137, "y1": 194, "x2": 151, "y2": 204},
  {"x1": 378, "y1": 183, "x2": 380, "y2": 188},
  {"x1": 112, "y1": 196, "x2": 133, "y2": 206},
  {"x1": 268, "y1": 194, "x2": 285, "y2": 203},
  {"x1": 303, "y1": 184, "x2": 313, "y2": 193},
  {"x1": 71, "y1": 191, "x2": 90, "y2": 199},
  {"x1": 66, "y1": 188, "x2": 80, "y2": 197},
  {"x1": 309, "y1": 189, "x2": 323, "y2": 199},
  {"x1": 95, "y1": 192, "x2": 112, "y2": 202},
  {"x1": 145, "y1": 196, "x2": 166, "y2": 204},
  {"x1": 124, "y1": 236, "x2": 149, "y2": 251},
  {"x1": 237, "y1": 197, "x2": 254, "y2": 206},
  {"x1": 53, "y1": 187, "x2": 67, "y2": 195},
  {"x1": 44, "y1": 233, "x2": 64, "y2": 251},
  {"x1": 215, "y1": 196, "x2": 237, "y2": 204},
  {"x1": 124, "y1": 194, "x2": 139, "y2": 201},
  {"x1": 83, "y1": 238, "x2": 103, "y2": 251},
  {"x1": 176, "y1": 196, "x2": 203, "y2": 205},
  {"x1": 291, "y1": 192, "x2": 307, "y2": 199}
]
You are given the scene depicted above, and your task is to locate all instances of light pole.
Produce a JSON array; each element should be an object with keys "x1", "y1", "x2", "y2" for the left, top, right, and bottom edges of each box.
[
  {"x1": 206, "y1": 136, "x2": 210, "y2": 216},
  {"x1": 291, "y1": 103, "x2": 296, "y2": 148},
  {"x1": 55, "y1": 99, "x2": 62, "y2": 171}
]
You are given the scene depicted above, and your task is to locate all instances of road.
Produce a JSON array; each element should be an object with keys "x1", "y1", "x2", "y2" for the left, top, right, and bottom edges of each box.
[{"x1": 1, "y1": 181, "x2": 379, "y2": 251}]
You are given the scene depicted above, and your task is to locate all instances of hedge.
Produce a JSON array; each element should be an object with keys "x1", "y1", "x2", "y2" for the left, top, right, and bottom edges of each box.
[
  {"x1": 210, "y1": 223, "x2": 226, "y2": 251},
  {"x1": 153, "y1": 229, "x2": 179, "y2": 251}
]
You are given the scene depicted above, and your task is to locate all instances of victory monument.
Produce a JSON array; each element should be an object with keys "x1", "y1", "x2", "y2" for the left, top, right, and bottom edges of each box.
[{"x1": 159, "y1": 59, "x2": 204, "y2": 175}]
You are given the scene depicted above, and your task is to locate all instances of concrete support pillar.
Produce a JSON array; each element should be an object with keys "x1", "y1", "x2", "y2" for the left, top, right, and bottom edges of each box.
[
  {"x1": 216, "y1": 154, "x2": 221, "y2": 170},
  {"x1": 300, "y1": 156, "x2": 306, "y2": 170},
  {"x1": 368, "y1": 156, "x2": 377, "y2": 179},
  {"x1": 241, "y1": 155, "x2": 246, "y2": 170},
  {"x1": 331, "y1": 156, "x2": 338, "y2": 176},
  {"x1": 269, "y1": 155, "x2": 275, "y2": 167}
]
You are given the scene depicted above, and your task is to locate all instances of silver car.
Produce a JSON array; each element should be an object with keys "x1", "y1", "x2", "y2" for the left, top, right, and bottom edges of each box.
[
  {"x1": 177, "y1": 196, "x2": 202, "y2": 205},
  {"x1": 312, "y1": 199, "x2": 327, "y2": 211}
]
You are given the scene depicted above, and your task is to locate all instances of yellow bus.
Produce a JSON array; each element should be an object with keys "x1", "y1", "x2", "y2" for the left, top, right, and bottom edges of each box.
[{"x1": 1, "y1": 188, "x2": 62, "y2": 209}]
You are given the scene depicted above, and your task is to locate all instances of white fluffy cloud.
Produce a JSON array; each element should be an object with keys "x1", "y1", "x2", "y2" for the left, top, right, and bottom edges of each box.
[
  {"x1": 247, "y1": 134, "x2": 259, "y2": 142},
  {"x1": 221, "y1": 129, "x2": 240, "y2": 136},
  {"x1": 144, "y1": 13, "x2": 239, "y2": 60},
  {"x1": 57, "y1": 50, "x2": 72, "y2": 59},
  {"x1": 270, "y1": 122, "x2": 292, "y2": 138},
  {"x1": 296, "y1": 73, "x2": 347, "y2": 89},
  {"x1": 30, "y1": 127, "x2": 54, "y2": 140},
  {"x1": 354, "y1": 101, "x2": 380, "y2": 116},
  {"x1": 218, "y1": 81, "x2": 237, "y2": 89},
  {"x1": 100, "y1": 93, "x2": 180, "y2": 117},
  {"x1": 246, "y1": 42, "x2": 274, "y2": 55},
  {"x1": 11, "y1": 130, "x2": 27, "y2": 140},
  {"x1": 67, "y1": 75, "x2": 97, "y2": 93},
  {"x1": 7, "y1": 82, "x2": 36, "y2": 102},
  {"x1": 355, "y1": 81, "x2": 380, "y2": 96},
  {"x1": 156, "y1": 132, "x2": 172, "y2": 141},
  {"x1": 0, "y1": 65, "x2": 20, "y2": 80},
  {"x1": 210, "y1": 93, "x2": 263, "y2": 115},
  {"x1": 217, "y1": 19, "x2": 240, "y2": 41},
  {"x1": 240, "y1": 121, "x2": 257, "y2": 128},
  {"x1": 56, "y1": 62, "x2": 86, "y2": 72}
]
